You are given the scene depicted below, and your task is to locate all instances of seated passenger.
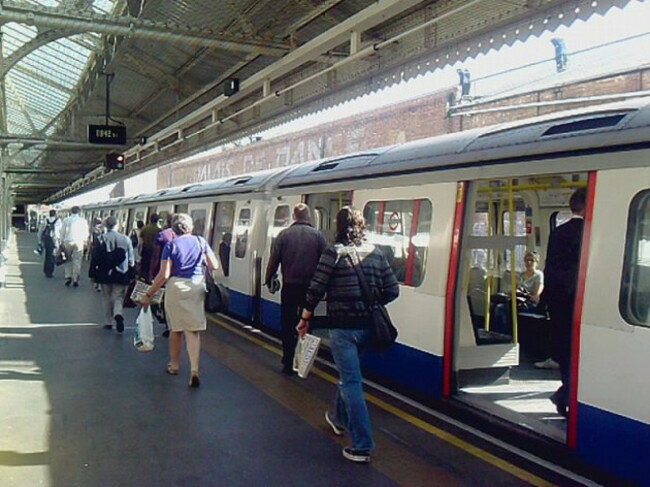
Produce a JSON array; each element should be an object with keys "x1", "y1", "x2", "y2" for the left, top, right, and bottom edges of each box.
[{"x1": 492, "y1": 251, "x2": 544, "y2": 334}]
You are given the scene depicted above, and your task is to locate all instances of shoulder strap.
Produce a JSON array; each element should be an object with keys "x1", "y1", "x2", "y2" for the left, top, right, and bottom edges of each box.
[{"x1": 347, "y1": 247, "x2": 375, "y2": 307}]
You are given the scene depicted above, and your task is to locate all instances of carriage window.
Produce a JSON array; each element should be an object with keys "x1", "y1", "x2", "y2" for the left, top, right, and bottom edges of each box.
[
  {"x1": 133, "y1": 209, "x2": 145, "y2": 231},
  {"x1": 174, "y1": 204, "x2": 188, "y2": 214},
  {"x1": 270, "y1": 205, "x2": 291, "y2": 250},
  {"x1": 211, "y1": 201, "x2": 235, "y2": 276},
  {"x1": 235, "y1": 208, "x2": 251, "y2": 259},
  {"x1": 190, "y1": 209, "x2": 207, "y2": 237},
  {"x1": 363, "y1": 199, "x2": 432, "y2": 287},
  {"x1": 158, "y1": 211, "x2": 170, "y2": 228},
  {"x1": 620, "y1": 190, "x2": 650, "y2": 327}
]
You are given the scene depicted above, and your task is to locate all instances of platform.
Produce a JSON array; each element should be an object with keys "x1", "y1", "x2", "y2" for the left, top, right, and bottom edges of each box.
[{"x1": 1, "y1": 232, "x2": 571, "y2": 486}]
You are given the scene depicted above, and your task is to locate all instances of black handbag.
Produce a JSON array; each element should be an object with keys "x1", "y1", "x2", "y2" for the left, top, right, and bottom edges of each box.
[
  {"x1": 347, "y1": 249, "x2": 398, "y2": 352},
  {"x1": 205, "y1": 272, "x2": 230, "y2": 313}
]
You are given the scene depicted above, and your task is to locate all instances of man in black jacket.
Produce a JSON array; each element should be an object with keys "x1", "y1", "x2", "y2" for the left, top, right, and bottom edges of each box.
[
  {"x1": 265, "y1": 203, "x2": 326, "y2": 374},
  {"x1": 541, "y1": 188, "x2": 587, "y2": 417}
]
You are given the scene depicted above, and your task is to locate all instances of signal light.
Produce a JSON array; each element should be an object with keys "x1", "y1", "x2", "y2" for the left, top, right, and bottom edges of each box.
[
  {"x1": 224, "y1": 78, "x2": 240, "y2": 97},
  {"x1": 105, "y1": 152, "x2": 125, "y2": 170}
]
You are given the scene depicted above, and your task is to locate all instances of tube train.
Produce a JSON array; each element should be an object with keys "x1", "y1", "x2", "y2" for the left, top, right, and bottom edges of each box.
[{"x1": 83, "y1": 98, "x2": 650, "y2": 484}]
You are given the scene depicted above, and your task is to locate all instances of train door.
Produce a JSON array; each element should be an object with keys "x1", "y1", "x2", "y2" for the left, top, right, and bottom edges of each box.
[
  {"x1": 452, "y1": 173, "x2": 590, "y2": 442},
  {"x1": 304, "y1": 191, "x2": 352, "y2": 242},
  {"x1": 260, "y1": 196, "x2": 301, "y2": 332},
  {"x1": 154, "y1": 205, "x2": 173, "y2": 228},
  {"x1": 188, "y1": 203, "x2": 211, "y2": 239},
  {"x1": 128, "y1": 207, "x2": 147, "y2": 234},
  {"x1": 227, "y1": 200, "x2": 266, "y2": 322}
]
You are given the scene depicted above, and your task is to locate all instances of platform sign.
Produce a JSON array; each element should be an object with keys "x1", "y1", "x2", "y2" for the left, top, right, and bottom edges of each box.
[{"x1": 88, "y1": 125, "x2": 127, "y2": 145}]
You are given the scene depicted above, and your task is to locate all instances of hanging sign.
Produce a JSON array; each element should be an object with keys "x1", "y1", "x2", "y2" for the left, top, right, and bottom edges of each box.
[{"x1": 88, "y1": 125, "x2": 127, "y2": 145}]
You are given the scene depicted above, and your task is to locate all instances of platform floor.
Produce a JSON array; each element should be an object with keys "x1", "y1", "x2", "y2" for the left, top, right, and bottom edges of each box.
[{"x1": 1, "y1": 232, "x2": 564, "y2": 487}]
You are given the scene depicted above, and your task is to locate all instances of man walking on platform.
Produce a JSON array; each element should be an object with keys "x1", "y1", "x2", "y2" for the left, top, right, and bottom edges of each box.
[
  {"x1": 90, "y1": 216, "x2": 134, "y2": 333},
  {"x1": 265, "y1": 203, "x2": 326, "y2": 375},
  {"x1": 60, "y1": 206, "x2": 89, "y2": 287},
  {"x1": 38, "y1": 209, "x2": 62, "y2": 278}
]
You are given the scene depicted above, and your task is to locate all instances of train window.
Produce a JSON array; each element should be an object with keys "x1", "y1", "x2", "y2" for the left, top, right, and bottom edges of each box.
[
  {"x1": 190, "y1": 209, "x2": 207, "y2": 237},
  {"x1": 363, "y1": 199, "x2": 432, "y2": 287},
  {"x1": 619, "y1": 190, "x2": 650, "y2": 327},
  {"x1": 270, "y1": 205, "x2": 292, "y2": 253},
  {"x1": 235, "y1": 208, "x2": 251, "y2": 259},
  {"x1": 158, "y1": 211, "x2": 170, "y2": 228},
  {"x1": 211, "y1": 201, "x2": 235, "y2": 275},
  {"x1": 174, "y1": 204, "x2": 188, "y2": 214}
]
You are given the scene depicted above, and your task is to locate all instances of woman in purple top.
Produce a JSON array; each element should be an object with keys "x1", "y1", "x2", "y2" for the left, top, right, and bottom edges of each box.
[{"x1": 142, "y1": 213, "x2": 218, "y2": 388}]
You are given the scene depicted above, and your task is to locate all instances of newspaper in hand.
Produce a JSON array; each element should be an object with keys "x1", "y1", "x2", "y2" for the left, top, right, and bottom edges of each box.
[
  {"x1": 293, "y1": 334, "x2": 321, "y2": 379},
  {"x1": 130, "y1": 280, "x2": 165, "y2": 305}
]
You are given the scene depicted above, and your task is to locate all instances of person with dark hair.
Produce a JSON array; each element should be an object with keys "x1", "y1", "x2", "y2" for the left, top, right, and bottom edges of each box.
[
  {"x1": 142, "y1": 213, "x2": 219, "y2": 388},
  {"x1": 138, "y1": 213, "x2": 160, "y2": 281},
  {"x1": 539, "y1": 187, "x2": 587, "y2": 417},
  {"x1": 297, "y1": 207, "x2": 399, "y2": 463},
  {"x1": 218, "y1": 232, "x2": 232, "y2": 277},
  {"x1": 90, "y1": 216, "x2": 134, "y2": 333},
  {"x1": 149, "y1": 213, "x2": 176, "y2": 337},
  {"x1": 264, "y1": 203, "x2": 326, "y2": 375},
  {"x1": 38, "y1": 209, "x2": 62, "y2": 278},
  {"x1": 60, "y1": 205, "x2": 89, "y2": 287}
]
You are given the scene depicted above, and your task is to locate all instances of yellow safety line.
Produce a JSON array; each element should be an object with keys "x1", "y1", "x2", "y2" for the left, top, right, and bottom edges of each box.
[{"x1": 208, "y1": 315, "x2": 555, "y2": 487}]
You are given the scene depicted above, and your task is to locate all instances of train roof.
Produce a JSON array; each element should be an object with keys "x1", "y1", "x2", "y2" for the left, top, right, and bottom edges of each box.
[{"x1": 275, "y1": 97, "x2": 650, "y2": 188}]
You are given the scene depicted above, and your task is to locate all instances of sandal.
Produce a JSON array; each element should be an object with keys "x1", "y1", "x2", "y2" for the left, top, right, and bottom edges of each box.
[{"x1": 166, "y1": 364, "x2": 179, "y2": 375}]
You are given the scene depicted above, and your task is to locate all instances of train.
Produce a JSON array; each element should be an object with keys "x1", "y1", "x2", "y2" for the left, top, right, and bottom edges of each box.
[{"x1": 83, "y1": 97, "x2": 650, "y2": 484}]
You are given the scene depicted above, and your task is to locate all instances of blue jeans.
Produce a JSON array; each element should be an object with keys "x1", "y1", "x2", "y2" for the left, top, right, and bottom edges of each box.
[{"x1": 329, "y1": 328, "x2": 374, "y2": 452}]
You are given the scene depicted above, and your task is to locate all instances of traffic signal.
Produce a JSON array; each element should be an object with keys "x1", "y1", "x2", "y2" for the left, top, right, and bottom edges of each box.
[
  {"x1": 105, "y1": 152, "x2": 125, "y2": 170},
  {"x1": 224, "y1": 78, "x2": 240, "y2": 96}
]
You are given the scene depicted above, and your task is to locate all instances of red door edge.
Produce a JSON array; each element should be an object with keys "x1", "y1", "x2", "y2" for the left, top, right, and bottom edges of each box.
[
  {"x1": 443, "y1": 182, "x2": 466, "y2": 397},
  {"x1": 568, "y1": 172, "x2": 597, "y2": 448}
]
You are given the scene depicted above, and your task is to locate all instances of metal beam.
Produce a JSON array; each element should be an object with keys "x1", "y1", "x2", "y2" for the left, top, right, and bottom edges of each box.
[
  {"x1": 0, "y1": 134, "x2": 125, "y2": 149},
  {"x1": 0, "y1": 2, "x2": 289, "y2": 57},
  {"x1": 3, "y1": 167, "x2": 86, "y2": 175}
]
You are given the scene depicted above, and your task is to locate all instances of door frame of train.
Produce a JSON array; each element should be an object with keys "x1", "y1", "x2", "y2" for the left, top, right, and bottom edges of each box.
[
  {"x1": 567, "y1": 171, "x2": 597, "y2": 448},
  {"x1": 443, "y1": 182, "x2": 467, "y2": 397}
]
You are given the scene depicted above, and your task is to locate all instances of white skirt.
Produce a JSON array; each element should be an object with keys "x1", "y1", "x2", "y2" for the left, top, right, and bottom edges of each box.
[{"x1": 164, "y1": 277, "x2": 206, "y2": 332}]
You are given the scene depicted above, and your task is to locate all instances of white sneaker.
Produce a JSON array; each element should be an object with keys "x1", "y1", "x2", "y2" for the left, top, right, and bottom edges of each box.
[{"x1": 534, "y1": 358, "x2": 559, "y2": 369}]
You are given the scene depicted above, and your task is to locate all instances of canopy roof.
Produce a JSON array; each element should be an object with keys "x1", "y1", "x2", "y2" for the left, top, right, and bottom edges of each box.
[{"x1": 0, "y1": 0, "x2": 631, "y2": 203}]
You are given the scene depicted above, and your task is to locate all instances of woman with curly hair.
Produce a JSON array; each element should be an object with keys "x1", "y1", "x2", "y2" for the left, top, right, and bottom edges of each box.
[{"x1": 297, "y1": 206, "x2": 399, "y2": 463}]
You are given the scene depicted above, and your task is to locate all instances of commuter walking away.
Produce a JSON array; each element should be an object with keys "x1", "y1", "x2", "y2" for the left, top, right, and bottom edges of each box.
[
  {"x1": 38, "y1": 209, "x2": 62, "y2": 278},
  {"x1": 539, "y1": 188, "x2": 586, "y2": 418},
  {"x1": 264, "y1": 203, "x2": 326, "y2": 375},
  {"x1": 141, "y1": 214, "x2": 219, "y2": 388},
  {"x1": 60, "y1": 206, "x2": 90, "y2": 287},
  {"x1": 90, "y1": 216, "x2": 135, "y2": 333},
  {"x1": 88, "y1": 218, "x2": 104, "y2": 292},
  {"x1": 138, "y1": 213, "x2": 160, "y2": 281},
  {"x1": 297, "y1": 207, "x2": 399, "y2": 463},
  {"x1": 130, "y1": 220, "x2": 144, "y2": 266}
]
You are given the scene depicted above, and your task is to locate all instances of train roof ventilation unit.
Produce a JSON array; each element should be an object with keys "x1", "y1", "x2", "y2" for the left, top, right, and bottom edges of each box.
[
  {"x1": 230, "y1": 177, "x2": 252, "y2": 186},
  {"x1": 313, "y1": 161, "x2": 340, "y2": 172},
  {"x1": 542, "y1": 113, "x2": 628, "y2": 136},
  {"x1": 181, "y1": 184, "x2": 200, "y2": 193}
]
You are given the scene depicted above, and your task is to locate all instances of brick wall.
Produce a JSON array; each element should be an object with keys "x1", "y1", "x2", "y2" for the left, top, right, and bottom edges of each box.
[{"x1": 157, "y1": 67, "x2": 650, "y2": 189}]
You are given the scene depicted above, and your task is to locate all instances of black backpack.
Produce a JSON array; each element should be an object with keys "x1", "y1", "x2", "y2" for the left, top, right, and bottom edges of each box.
[
  {"x1": 41, "y1": 220, "x2": 56, "y2": 244},
  {"x1": 90, "y1": 236, "x2": 128, "y2": 284}
]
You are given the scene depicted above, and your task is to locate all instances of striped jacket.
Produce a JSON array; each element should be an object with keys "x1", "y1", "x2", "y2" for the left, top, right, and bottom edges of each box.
[{"x1": 305, "y1": 241, "x2": 399, "y2": 328}]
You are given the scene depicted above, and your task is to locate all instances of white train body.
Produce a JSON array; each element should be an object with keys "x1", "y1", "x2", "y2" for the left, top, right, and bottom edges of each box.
[{"x1": 85, "y1": 99, "x2": 650, "y2": 484}]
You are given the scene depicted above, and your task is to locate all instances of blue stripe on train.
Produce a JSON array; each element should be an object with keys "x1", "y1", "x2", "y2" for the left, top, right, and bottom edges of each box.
[
  {"x1": 577, "y1": 402, "x2": 650, "y2": 485},
  {"x1": 363, "y1": 345, "x2": 443, "y2": 399},
  {"x1": 259, "y1": 297, "x2": 443, "y2": 399},
  {"x1": 228, "y1": 288, "x2": 254, "y2": 322},
  {"x1": 261, "y1": 299, "x2": 282, "y2": 333}
]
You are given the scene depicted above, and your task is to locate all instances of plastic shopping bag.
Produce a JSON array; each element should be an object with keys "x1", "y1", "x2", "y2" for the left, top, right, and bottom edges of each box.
[
  {"x1": 134, "y1": 307, "x2": 155, "y2": 352},
  {"x1": 292, "y1": 334, "x2": 321, "y2": 379}
]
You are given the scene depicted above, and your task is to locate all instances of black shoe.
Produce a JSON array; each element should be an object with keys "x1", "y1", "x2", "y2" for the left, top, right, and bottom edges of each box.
[
  {"x1": 45, "y1": 274, "x2": 53, "y2": 278},
  {"x1": 103, "y1": 324, "x2": 112, "y2": 330},
  {"x1": 73, "y1": 280, "x2": 79, "y2": 287},
  {"x1": 189, "y1": 373, "x2": 200, "y2": 388},
  {"x1": 162, "y1": 328, "x2": 170, "y2": 338},
  {"x1": 281, "y1": 366, "x2": 296, "y2": 376},
  {"x1": 65, "y1": 279, "x2": 72, "y2": 286},
  {"x1": 342, "y1": 447, "x2": 371, "y2": 463},
  {"x1": 115, "y1": 314, "x2": 124, "y2": 333},
  {"x1": 550, "y1": 392, "x2": 568, "y2": 418}
]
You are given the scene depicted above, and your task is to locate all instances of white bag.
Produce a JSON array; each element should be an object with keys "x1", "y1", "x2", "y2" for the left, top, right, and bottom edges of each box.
[
  {"x1": 293, "y1": 334, "x2": 321, "y2": 379},
  {"x1": 134, "y1": 307, "x2": 155, "y2": 352}
]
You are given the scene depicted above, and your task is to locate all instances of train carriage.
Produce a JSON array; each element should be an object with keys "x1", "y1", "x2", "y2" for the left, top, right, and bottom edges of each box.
[{"x1": 83, "y1": 98, "x2": 650, "y2": 484}]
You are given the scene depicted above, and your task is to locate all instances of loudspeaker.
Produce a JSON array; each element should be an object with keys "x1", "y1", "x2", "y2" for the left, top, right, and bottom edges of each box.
[
  {"x1": 224, "y1": 78, "x2": 240, "y2": 97},
  {"x1": 105, "y1": 152, "x2": 125, "y2": 170}
]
